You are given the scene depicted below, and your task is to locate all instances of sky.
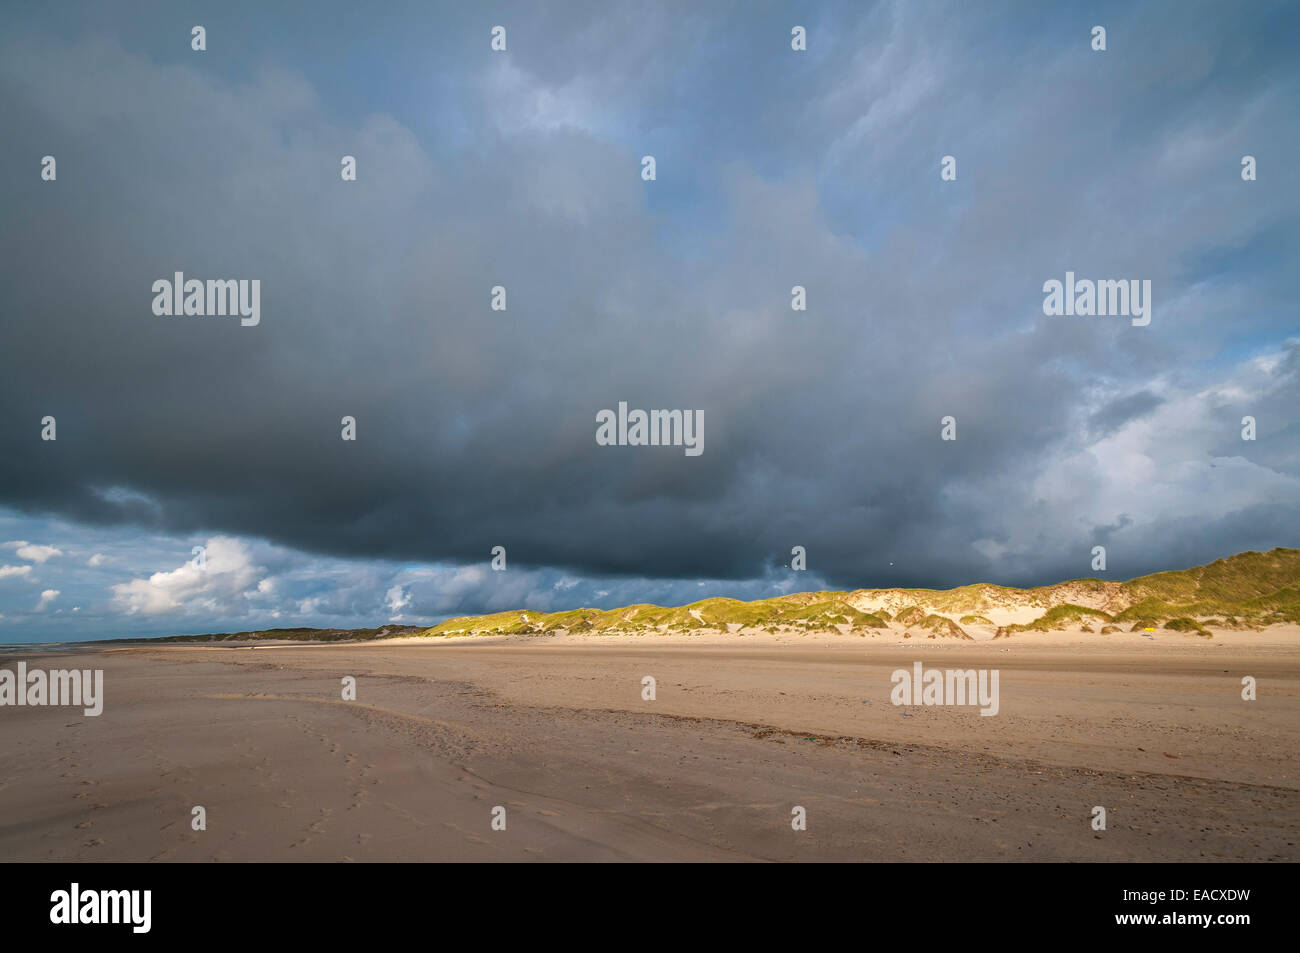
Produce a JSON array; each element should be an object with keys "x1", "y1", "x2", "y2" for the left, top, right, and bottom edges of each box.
[{"x1": 0, "y1": 0, "x2": 1296, "y2": 642}]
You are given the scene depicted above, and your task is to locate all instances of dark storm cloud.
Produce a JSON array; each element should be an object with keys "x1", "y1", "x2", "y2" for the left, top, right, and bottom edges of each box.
[
  {"x1": 1088, "y1": 391, "x2": 1165, "y2": 439},
  {"x1": 0, "y1": 0, "x2": 1296, "y2": 601}
]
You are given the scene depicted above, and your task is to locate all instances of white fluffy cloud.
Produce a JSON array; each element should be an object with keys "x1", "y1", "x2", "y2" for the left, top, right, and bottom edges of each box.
[
  {"x1": 111, "y1": 536, "x2": 266, "y2": 616},
  {"x1": 4, "y1": 541, "x2": 63, "y2": 563},
  {"x1": 0, "y1": 564, "x2": 33, "y2": 580},
  {"x1": 384, "y1": 585, "x2": 411, "y2": 618}
]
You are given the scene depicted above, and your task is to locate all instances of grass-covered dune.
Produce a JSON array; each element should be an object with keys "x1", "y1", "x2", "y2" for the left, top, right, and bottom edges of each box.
[
  {"x1": 424, "y1": 595, "x2": 893, "y2": 637},
  {"x1": 416, "y1": 548, "x2": 1300, "y2": 641}
]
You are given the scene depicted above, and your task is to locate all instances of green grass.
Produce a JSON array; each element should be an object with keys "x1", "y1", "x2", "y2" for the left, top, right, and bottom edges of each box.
[
  {"x1": 916, "y1": 614, "x2": 972, "y2": 639},
  {"x1": 997, "y1": 604, "x2": 1113, "y2": 636},
  {"x1": 894, "y1": 606, "x2": 926, "y2": 626},
  {"x1": 1164, "y1": 617, "x2": 1211, "y2": 636}
]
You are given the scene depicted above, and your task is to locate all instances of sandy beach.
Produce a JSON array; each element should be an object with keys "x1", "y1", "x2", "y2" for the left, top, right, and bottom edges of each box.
[{"x1": 2, "y1": 627, "x2": 1298, "y2": 862}]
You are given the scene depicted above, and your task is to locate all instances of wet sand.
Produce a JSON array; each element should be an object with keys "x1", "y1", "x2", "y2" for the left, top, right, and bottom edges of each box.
[{"x1": 2, "y1": 628, "x2": 1298, "y2": 861}]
